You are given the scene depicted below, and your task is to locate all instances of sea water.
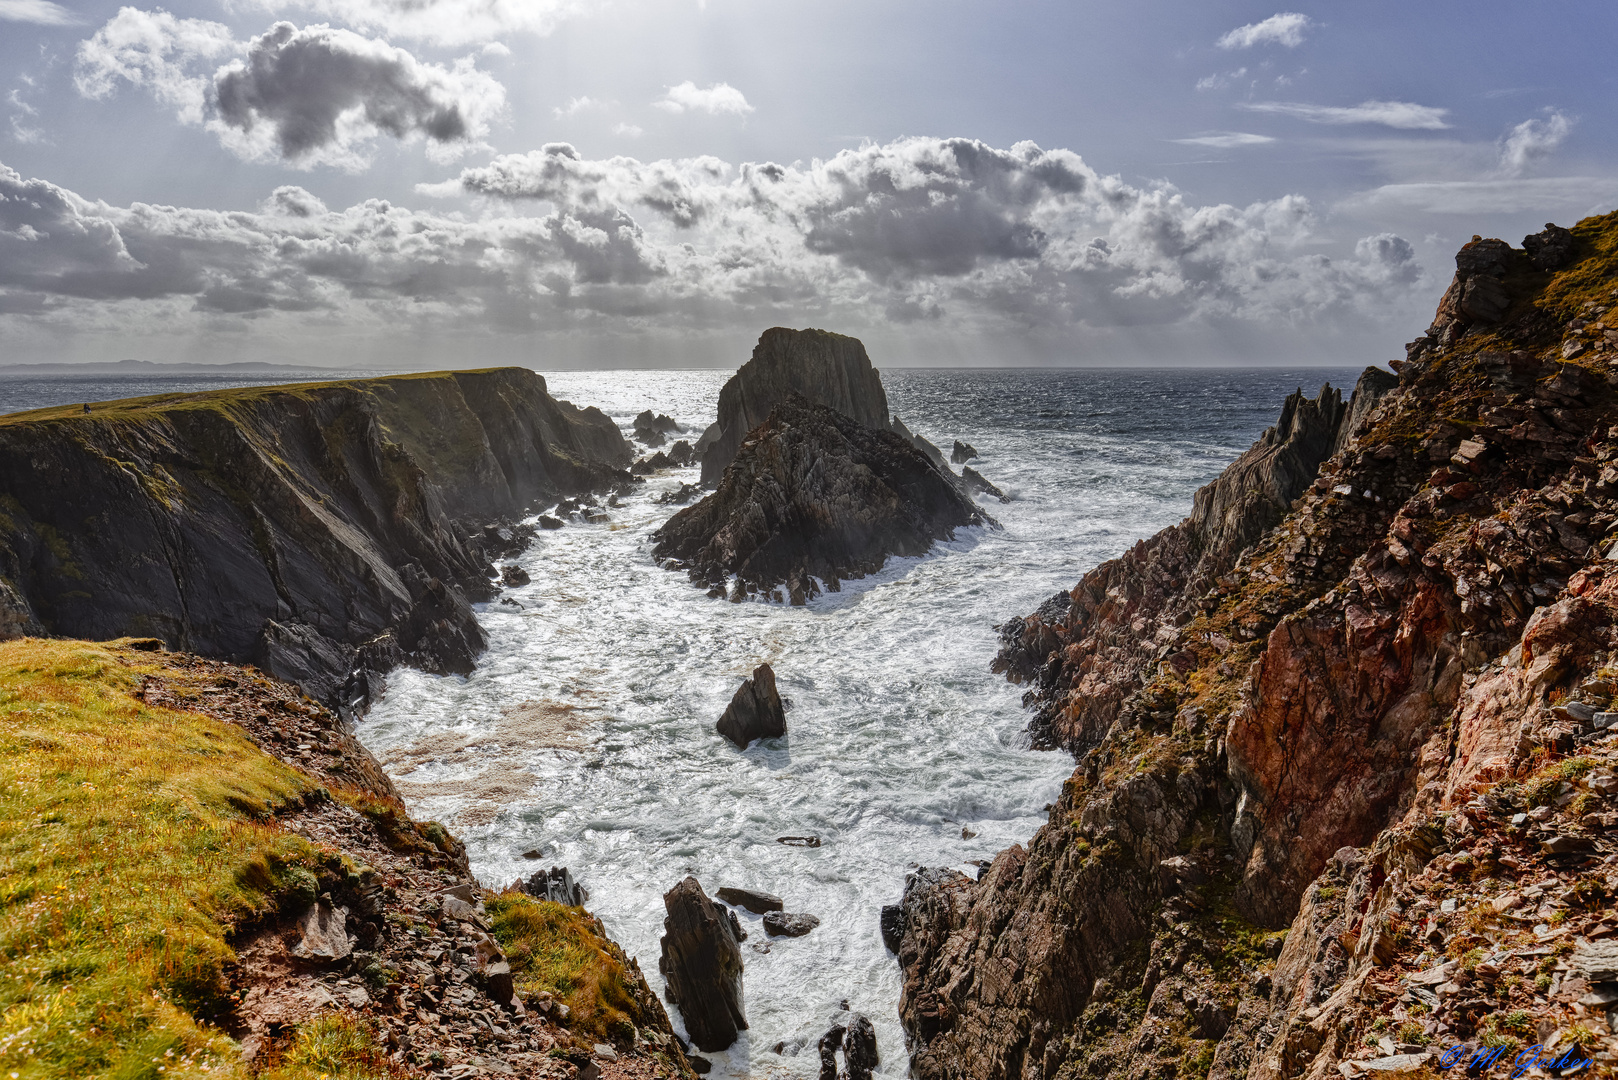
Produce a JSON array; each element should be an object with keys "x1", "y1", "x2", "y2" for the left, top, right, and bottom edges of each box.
[
  {"x1": 355, "y1": 366, "x2": 1362, "y2": 1078},
  {"x1": 1, "y1": 365, "x2": 1362, "y2": 1077}
]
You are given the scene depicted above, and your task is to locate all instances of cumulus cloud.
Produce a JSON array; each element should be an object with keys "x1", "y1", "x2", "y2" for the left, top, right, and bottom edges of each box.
[
  {"x1": 653, "y1": 81, "x2": 753, "y2": 116},
  {"x1": 76, "y1": 8, "x2": 237, "y2": 124},
  {"x1": 213, "y1": 22, "x2": 505, "y2": 167},
  {"x1": 0, "y1": 135, "x2": 1431, "y2": 354},
  {"x1": 1217, "y1": 12, "x2": 1310, "y2": 49},
  {"x1": 1173, "y1": 132, "x2": 1275, "y2": 149},
  {"x1": 75, "y1": 9, "x2": 504, "y2": 168},
  {"x1": 1497, "y1": 110, "x2": 1572, "y2": 176},
  {"x1": 244, "y1": 0, "x2": 591, "y2": 47},
  {"x1": 1241, "y1": 99, "x2": 1450, "y2": 130},
  {"x1": 0, "y1": 0, "x2": 78, "y2": 25}
]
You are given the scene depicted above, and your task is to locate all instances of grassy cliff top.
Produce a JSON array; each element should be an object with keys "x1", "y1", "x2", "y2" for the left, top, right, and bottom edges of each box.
[
  {"x1": 0, "y1": 638, "x2": 333, "y2": 1079},
  {"x1": 0, "y1": 367, "x2": 537, "y2": 427}
]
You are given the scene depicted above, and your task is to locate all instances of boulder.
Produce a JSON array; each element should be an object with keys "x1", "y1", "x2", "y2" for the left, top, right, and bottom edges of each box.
[
  {"x1": 762, "y1": 911, "x2": 820, "y2": 937},
  {"x1": 499, "y1": 564, "x2": 530, "y2": 587},
  {"x1": 522, "y1": 866, "x2": 589, "y2": 906},
  {"x1": 960, "y1": 466, "x2": 1008, "y2": 503},
  {"x1": 655, "y1": 397, "x2": 990, "y2": 600},
  {"x1": 291, "y1": 900, "x2": 352, "y2": 962},
  {"x1": 951, "y1": 440, "x2": 978, "y2": 464},
  {"x1": 880, "y1": 904, "x2": 904, "y2": 953},
  {"x1": 1523, "y1": 222, "x2": 1577, "y2": 270},
  {"x1": 816, "y1": 1012, "x2": 878, "y2": 1080},
  {"x1": 700, "y1": 328, "x2": 893, "y2": 485},
  {"x1": 716, "y1": 664, "x2": 787, "y2": 748},
  {"x1": 634, "y1": 410, "x2": 683, "y2": 446},
  {"x1": 717, "y1": 887, "x2": 784, "y2": 914},
  {"x1": 658, "y1": 877, "x2": 746, "y2": 1052}
]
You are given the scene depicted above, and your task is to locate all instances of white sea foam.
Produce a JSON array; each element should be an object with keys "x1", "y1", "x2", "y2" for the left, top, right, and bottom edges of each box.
[{"x1": 358, "y1": 366, "x2": 1359, "y2": 1077}]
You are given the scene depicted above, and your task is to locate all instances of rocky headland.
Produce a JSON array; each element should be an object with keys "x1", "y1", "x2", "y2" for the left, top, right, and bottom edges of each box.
[
  {"x1": 0, "y1": 636, "x2": 692, "y2": 1080},
  {"x1": 653, "y1": 396, "x2": 988, "y2": 603},
  {"x1": 893, "y1": 218, "x2": 1618, "y2": 1079},
  {"x1": 0, "y1": 368, "x2": 631, "y2": 704}
]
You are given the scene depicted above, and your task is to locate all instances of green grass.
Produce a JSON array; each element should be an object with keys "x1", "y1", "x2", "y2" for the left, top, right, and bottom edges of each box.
[
  {"x1": 0, "y1": 638, "x2": 380, "y2": 1079},
  {"x1": 485, "y1": 894, "x2": 648, "y2": 1049}
]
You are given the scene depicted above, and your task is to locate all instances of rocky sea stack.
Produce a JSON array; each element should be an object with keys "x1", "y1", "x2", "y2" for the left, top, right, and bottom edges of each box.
[
  {"x1": 699, "y1": 327, "x2": 893, "y2": 486},
  {"x1": 0, "y1": 368, "x2": 631, "y2": 703},
  {"x1": 654, "y1": 395, "x2": 988, "y2": 602},
  {"x1": 891, "y1": 217, "x2": 1618, "y2": 1080}
]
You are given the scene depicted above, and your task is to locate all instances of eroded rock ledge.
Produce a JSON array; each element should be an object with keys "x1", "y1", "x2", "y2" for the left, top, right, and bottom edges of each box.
[
  {"x1": 0, "y1": 368, "x2": 630, "y2": 703},
  {"x1": 896, "y1": 217, "x2": 1618, "y2": 1080}
]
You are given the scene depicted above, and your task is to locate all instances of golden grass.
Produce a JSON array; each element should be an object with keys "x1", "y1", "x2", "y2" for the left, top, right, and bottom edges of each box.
[
  {"x1": 484, "y1": 894, "x2": 645, "y2": 1049},
  {"x1": 0, "y1": 638, "x2": 378, "y2": 1079}
]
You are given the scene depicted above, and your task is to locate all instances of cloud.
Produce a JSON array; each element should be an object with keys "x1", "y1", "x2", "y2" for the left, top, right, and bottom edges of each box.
[
  {"x1": 1338, "y1": 176, "x2": 1618, "y2": 216},
  {"x1": 0, "y1": 138, "x2": 1427, "y2": 351},
  {"x1": 75, "y1": 8, "x2": 237, "y2": 125},
  {"x1": 1195, "y1": 68, "x2": 1246, "y2": 92},
  {"x1": 1241, "y1": 100, "x2": 1450, "y2": 130},
  {"x1": 614, "y1": 122, "x2": 643, "y2": 138},
  {"x1": 1498, "y1": 110, "x2": 1572, "y2": 176},
  {"x1": 653, "y1": 81, "x2": 753, "y2": 116},
  {"x1": 243, "y1": 0, "x2": 592, "y2": 47},
  {"x1": 76, "y1": 10, "x2": 504, "y2": 169},
  {"x1": 0, "y1": 0, "x2": 81, "y2": 26},
  {"x1": 1217, "y1": 12, "x2": 1310, "y2": 50},
  {"x1": 553, "y1": 95, "x2": 605, "y2": 118},
  {"x1": 1173, "y1": 132, "x2": 1275, "y2": 149},
  {"x1": 213, "y1": 23, "x2": 505, "y2": 168}
]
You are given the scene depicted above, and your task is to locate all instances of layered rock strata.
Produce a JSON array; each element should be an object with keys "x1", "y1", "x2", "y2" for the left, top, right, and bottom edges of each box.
[
  {"x1": 654, "y1": 397, "x2": 988, "y2": 602},
  {"x1": 0, "y1": 368, "x2": 629, "y2": 703},
  {"x1": 894, "y1": 217, "x2": 1618, "y2": 1080},
  {"x1": 658, "y1": 877, "x2": 748, "y2": 1052}
]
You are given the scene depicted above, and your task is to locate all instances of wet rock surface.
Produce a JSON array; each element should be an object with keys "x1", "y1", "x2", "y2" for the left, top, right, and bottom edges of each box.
[
  {"x1": 658, "y1": 877, "x2": 747, "y2": 1052},
  {"x1": 716, "y1": 887, "x2": 784, "y2": 914},
  {"x1": 762, "y1": 912, "x2": 820, "y2": 937},
  {"x1": 0, "y1": 369, "x2": 631, "y2": 704},
  {"x1": 699, "y1": 327, "x2": 894, "y2": 485},
  {"x1": 897, "y1": 216, "x2": 1618, "y2": 1080},
  {"x1": 715, "y1": 663, "x2": 787, "y2": 748},
  {"x1": 654, "y1": 397, "x2": 988, "y2": 601}
]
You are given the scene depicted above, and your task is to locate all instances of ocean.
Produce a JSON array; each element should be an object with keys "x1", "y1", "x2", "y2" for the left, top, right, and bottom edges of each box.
[{"x1": 4, "y1": 365, "x2": 1364, "y2": 1077}]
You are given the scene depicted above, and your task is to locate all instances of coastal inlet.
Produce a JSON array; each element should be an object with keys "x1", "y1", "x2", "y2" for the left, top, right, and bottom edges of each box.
[{"x1": 355, "y1": 366, "x2": 1358, "y2": 1078}]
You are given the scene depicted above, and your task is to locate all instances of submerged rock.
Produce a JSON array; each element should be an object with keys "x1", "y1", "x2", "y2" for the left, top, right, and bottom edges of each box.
[
  {"x1": 716, "y1": 664, "x2": 787, "y2": 748},
  {"x1": 658, "y1": 877, "x2": 747, "y2": 1052},
  {"x1": 762, "y1": 911, "x2": 820, "y2": 937},
  {"x1": 700, "y1": 328, "x2": 893, "y2": 485},
  {"x1": 655, "y1": 397, "x2": 989, "y2": 599},
  {"x1": 960, "y1": 466, "x2": 1008, "y2": 503},
  {"x1": 634, "y1": 410, "x2": 683, "y2": 446}
]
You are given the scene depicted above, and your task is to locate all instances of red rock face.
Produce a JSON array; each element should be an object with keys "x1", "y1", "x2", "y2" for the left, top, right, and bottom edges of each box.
[{"x1": 897, "y1": 216, "x2": 1618, "y2": 1080}]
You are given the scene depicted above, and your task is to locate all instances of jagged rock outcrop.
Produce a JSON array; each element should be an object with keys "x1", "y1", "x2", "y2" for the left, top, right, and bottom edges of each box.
[
  {"x1": 991, "y1": 375, "x2": 1387, "y2": 751},
  {"x1": 659, "y1": 876, "x2": 747, "y2": 1052},
  {"x1": 0, "y1": 368, "x2": 630, "y2": 703},
  {"x1": 952, "y1": 440, "x2": 978, "y2": 464},
  {"x1": 894, "y1": 214, "x2": 1618, "y2": 1080},
  {"x1": 716, "y1": 663, "x2": 787, "y2": 747},
  {"x1": 654, "y1": 397, "x2": 988, "y2": 602},
  {"x1": 699, "y1": 327, "x2": 893, "y2": 485}
]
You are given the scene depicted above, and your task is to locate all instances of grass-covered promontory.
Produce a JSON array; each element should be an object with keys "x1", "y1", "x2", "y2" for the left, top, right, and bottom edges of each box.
[{"x1": 0, "y1": 638, "x2": 359, "y2": 1079}]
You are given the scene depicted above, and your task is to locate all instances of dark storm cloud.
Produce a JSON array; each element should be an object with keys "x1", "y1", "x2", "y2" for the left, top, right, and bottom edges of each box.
[{"x1": 213, "y1": 22, "x2": 503, "y2": 165}]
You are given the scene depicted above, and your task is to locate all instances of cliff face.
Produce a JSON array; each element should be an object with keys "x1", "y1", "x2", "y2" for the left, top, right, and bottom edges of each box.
[
  {"x1": 0, "y1": 368, "x2": 629, "y2": 702},
  {"x1": 699, "y1": 327, "x2": 893, "y2": 485},
  {"x1": 896, "y1": 218, "x2": 1618, "y2": 1080}
]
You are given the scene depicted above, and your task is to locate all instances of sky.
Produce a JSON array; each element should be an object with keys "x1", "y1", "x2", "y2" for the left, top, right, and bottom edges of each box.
[{"x1": 0, "y1": 1, "x2": 1615, "y2": 369}]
